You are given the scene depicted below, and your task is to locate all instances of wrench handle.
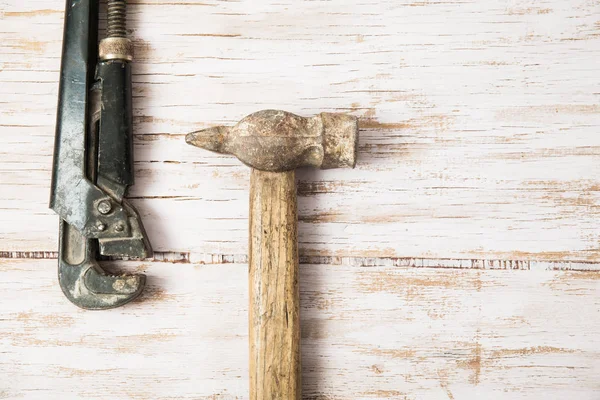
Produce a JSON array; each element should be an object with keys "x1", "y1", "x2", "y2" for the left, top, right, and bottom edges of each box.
[{"x1": 249, "y1": 169, "x2": 301, "y2": 400}]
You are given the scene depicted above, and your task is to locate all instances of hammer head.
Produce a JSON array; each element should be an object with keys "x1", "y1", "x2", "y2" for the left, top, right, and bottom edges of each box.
[{"x1": 186, "y1": 110, "x2": 358, "y2": 172}]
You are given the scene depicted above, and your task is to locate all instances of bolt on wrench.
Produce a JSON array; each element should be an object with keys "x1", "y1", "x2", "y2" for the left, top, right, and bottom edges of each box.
[{"x1": 50, "y1": 0, "x2": 152, "y2": 309}]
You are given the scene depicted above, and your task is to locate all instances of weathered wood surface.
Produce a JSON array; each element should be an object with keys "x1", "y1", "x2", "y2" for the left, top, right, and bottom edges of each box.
[
  {"x1": 1, "y1": 259, "x2": 599, "y2": 399},
  {"x1": 1, "y1": 0, "x2": 600, "y2": 261},
  {"x1": 1, "y1": 0, "x2": 600, "y2": 398}
]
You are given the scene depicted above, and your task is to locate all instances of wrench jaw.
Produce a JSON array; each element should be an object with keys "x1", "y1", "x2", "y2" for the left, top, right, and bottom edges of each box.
[
  {"x1": 58, "y1": 220, "x2": 147, "y2": 310},
  {"x1": 98, "y1": 200, "x2": 153, "y2": 259},
  {"x1": 58, "y1": 259, "x2": 146, "y2": 311}
]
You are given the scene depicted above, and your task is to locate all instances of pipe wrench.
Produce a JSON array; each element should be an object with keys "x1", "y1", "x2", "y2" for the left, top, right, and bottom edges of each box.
[{"x1": 50, "y1": 0, "x2": 152, "y2": 309}]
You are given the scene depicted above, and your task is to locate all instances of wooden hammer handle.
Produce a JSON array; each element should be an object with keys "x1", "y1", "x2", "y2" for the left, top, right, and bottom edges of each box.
[{"x1": 249, "y1": 169, "x2": 301, "y2": 400}]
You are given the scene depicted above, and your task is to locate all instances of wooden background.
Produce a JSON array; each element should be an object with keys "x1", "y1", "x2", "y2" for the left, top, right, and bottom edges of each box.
[{"x1": 1, "y1": 0, "x2": 599, "y2": 398}]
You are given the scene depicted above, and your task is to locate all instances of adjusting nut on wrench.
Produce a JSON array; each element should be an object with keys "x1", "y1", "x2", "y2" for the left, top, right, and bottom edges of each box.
[
  {"x1": 50, "y1": 0, "x2": 152, "y2": 310},
  {"x1": 99, "y1": 0, "x2": 134, "y2": 61}
]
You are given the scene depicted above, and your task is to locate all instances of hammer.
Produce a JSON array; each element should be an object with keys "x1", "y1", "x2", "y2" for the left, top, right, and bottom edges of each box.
[{"x1": 186, "y1": 109, "x2": 358, "y2": 399}]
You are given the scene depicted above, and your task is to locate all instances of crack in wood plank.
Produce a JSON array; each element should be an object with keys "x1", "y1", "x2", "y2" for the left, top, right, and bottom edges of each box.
[{"x1": 2, "y1": 251, "x2": 600, "y2": 271}]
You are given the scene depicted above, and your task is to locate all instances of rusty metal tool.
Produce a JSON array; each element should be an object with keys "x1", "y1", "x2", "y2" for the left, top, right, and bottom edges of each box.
[
  {"x1": 186, "y1": 110, "x2": 358, "y2": 399},
  {"x1": 50, "y1": 0, "x2": 152, "y2": 309}
]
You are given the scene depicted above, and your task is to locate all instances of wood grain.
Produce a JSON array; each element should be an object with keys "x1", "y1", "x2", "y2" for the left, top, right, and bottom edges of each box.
[
  {"x1": 249, "y1": 170, "x2": 301, "y2": 400},
  {"x1": 1, "y1": 259, "x2": 599, "y2": 399},
  {"x1": 1, "y1": 0, "x2": 600, "y2": 261},
  {"x1": 1, "y1": 1, "x2": 600, "y2": 398}
]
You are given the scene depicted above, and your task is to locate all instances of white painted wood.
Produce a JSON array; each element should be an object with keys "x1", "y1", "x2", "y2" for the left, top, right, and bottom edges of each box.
[
  {"x1": 1, "y1": 259, "x2": 599, "y2": 399},
  {"x1": 1, "y1": 0, "x2": 600, "y2": 261},
  {"x1": 1, "y1": 1, "x2": 600, "y2": 398}
]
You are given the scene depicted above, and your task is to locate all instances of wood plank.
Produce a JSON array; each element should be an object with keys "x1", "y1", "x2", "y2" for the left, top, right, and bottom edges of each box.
[
  {"x1": 2, "y1": 0, "x2": 600, "y2": 261},
  {"x1": 2, "y1": 2, "x2": 599, "y2": 398},
  {"x1": 1, "y1": 259, "x2": 599, "y2": 399}
]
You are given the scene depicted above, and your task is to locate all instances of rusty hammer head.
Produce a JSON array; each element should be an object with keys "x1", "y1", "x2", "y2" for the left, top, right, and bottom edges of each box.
[{"x1": 185, "y1": 110, "x2": 358, "y2": 172}]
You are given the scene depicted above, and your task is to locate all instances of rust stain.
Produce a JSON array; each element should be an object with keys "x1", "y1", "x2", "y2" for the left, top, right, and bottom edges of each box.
[{"x1": 4, "y1": 9, "x2": 61, "y2": 17}]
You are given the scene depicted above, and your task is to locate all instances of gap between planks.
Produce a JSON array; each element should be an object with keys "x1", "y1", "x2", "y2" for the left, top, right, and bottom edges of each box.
[{"x1": 2, "y1": 251, "x2": 600, "y2": 272}]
